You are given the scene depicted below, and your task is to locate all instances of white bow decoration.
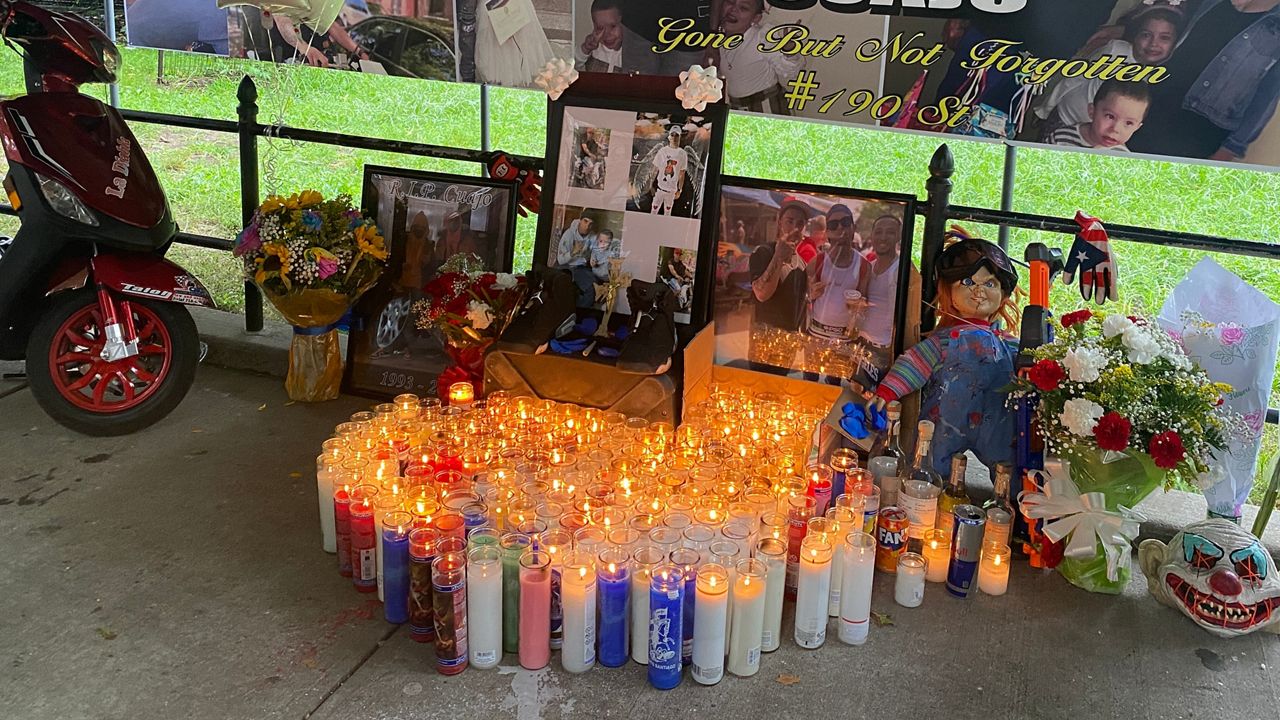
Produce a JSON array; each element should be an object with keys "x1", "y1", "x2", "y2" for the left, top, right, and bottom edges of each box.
[
  {"x1": 1020, "y1": 469, "x2": 1142, "y2": 582},
  {"x1": 533, "y1": 59, "x2": 578, "y2": 101},
  {"x1": 675, "y1": 65, "x2": 724, "y2": 111}
]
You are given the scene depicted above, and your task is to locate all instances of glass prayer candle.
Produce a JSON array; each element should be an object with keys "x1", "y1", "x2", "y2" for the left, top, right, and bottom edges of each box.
[
  {"x1": 839, "y1": 531, "x2": 877, "y2": 646},
  {"x1": 756, "y1": 537, "x2": 786, "y2": 653},
  {"x1": 785, "y1": 495, "x2": 816, "y2": 600},
  {"x1": 719, "y1": 522, "x2": 752, "y2": 561},
  {"x1": 573, "y1": 527, "x2": 607, "y2": 557},
  {"x1": 857, "y1": 482, "x2": 881, "y2": 534},
  {"x1": 559, "y1": 511, "x2": 589, "y2": 534},
  {"x1": 628, "y1": 513, "x2": 660, "y2": 536},
  {"x1": 804, "y1": 463, "x2": 834, "y2": 516},
  {"x1": 607, "y1": 527, "x2": 642, "y2": 553},
  {"x1": 518, "y1": 549, "x2": 552, "y2": 670},
  {"x1": 408, "y1": 528, "x2": 440, "y2": 643},
  {"x1": 984, "y1": 507, "x2": 1013, "y2": 548},
  {"x1": 923, "y1": 528, "x2": 951, "y2": 583},
  {"x1": 693, "y1": 506, "x2": 725, "y2": 529},
  {"x1": 828, "y1": 448, "x2": 859, "y2": 500},
  {"x1": 794, "y1": 535, "x2": 833, "y2": 649},
  {"x1": 468, "y1": 526, "x2": 500, "y2": 550},
  {"x1": 727, "y1": 558, "x2": 766, "y2": 678},
  {"x1": 448, "y1": 382, "x2": 475, "y2": 409},
  {"x1": 468, "y1": 540, "x2": 501, "y2": 666},
  {"x1": 824, "y1": 506, "x2": 858, "y2": 618},
  {"x1": 895, "y1": 552, "x2": 927, "y2": 608},
  {"x1": 669, "y1": 547, "x2": 700, "y2": 668},
  {"x1": 681, "y1": 525, "x2": 715, "y2": 553},
  {"x1": 631, "y1": 546, "x2": 664, "y2": 665},
  {"x1": 978, "y1": 543, "x2": 1011, "y2": 596},
  {"x1": 381, "y1": 511, "x2": 412, "y2": 625},
  {"x1": 499, "y1": 532, "x2": 531, "y2": 655},
  {"x1": 596, "y1": 547, "x2": 631, "y2": 668},
  {"x1": 432, "y1": 551, "x2": 468, "y2": 675},
  {"x1": 432, "y1": 513, "x2": 467, "y2": 543},
  {"x1": 661, "y1": 511, "x2": 693, "y2": 533},
  {"x1": 560, "y1": 551, "x2": 597, "y2": 674},
  {"x1": 540, "y1": 529, "x2": 572, "y2": 651},
  {"x1": 349, "y1": 492, "x2": 378, "y2": 593},
  {"x1": 691, "y1": 563, "x2": 729, "y2": 686},
  {"x1": 333, "y1": 482, "x2": 354, "y2": 577},
  {"x1": 648, "y1": 564, "x2": 685, "y2": 691},
  {"x1": 316, "y1": 439, "x2": 346, "y2": 554}
]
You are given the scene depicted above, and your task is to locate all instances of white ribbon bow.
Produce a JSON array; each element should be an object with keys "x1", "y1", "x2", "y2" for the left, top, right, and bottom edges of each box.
[
  {"x1": 675, "y1": 65, "x2": 724, "y2": 112},
  {"x1": 1020, "y1": 469, "x2": 1141, "y2": 582},
  {"x1": 533, "y1": 59, "x2": 579, "y2": 101}
]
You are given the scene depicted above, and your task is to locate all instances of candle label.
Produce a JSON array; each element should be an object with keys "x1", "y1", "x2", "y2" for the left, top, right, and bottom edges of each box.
[
  {"x1": 795, "y1": 621, "x2": 825, "y2": 648},
  {"x1": 693, "y1": 661, "x2": 722, "y2": 683},
  {"x1": 898, "y1": 492, "x2": 937, "y2": 539},
  {"x1": 583, "y1": 583, "x2": 597, "y2": 665},
  {"x1": 432, "y1": 578, "x2": 468, "y2": 670},
  {"x1": 762, "y1": 629, "x2": 774, "y2": 647},
  {"x1": 358, "y1": 548, "x2": 377, "y2": 582},
  {"x1": 474, "y1": 649, "x2": 497, "y2": 665},
  {"x1": 747, "y1": 646, "x2": 760, "y2": 667},
  {"x1": 649, "y1": 607, "x2": 679, "y2": 668},
  {"x1": 409, "y1": 556, "x2": 436, "y2": 641},
  {"x1": 550, "y1": 569, "x2": 564, "y2": 649}
]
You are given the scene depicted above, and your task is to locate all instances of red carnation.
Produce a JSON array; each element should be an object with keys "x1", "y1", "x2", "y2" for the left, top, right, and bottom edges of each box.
[
  {"x1": 1027, "y1": 359, "x2": 1066, "y2": 392},
  {"x1": 1061, "y1": 309, "x2": 1092, "y2": 328},
  {"x1": 1093, "y1": 411, "x2": 1132, "y2": 452},
  {"x1": 1041, "y1": 538, "x2": 1065, "y2": 569},
  {"x1": 1149, "y1": 431, "x2": 1186, "y2": 470}
]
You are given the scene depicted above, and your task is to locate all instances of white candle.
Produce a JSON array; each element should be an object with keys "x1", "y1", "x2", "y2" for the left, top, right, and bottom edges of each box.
[
  {"x1": 839, "y1": 531, "x2": 876, "y2": 646},
  {"x1": 794, "y1": 536, "x2": 833, "y2": 649},
  {"x1": 560, "y1": 552, "x2": 597, "y2": 673},
  {"x1": 757, "y1": 538, "x2": 787, "y2": 652},
  {"x1": 727, "y1": 559, "x2": 766, "y2": 677},
  {"x1": 466, "y1": 544, "x2": 503, "y2": 669},
  {"x1": 825, "y1": 507, "x2": 857, "y2": 617},
  {"x1": 692, "y1": 564, "x2": 729, "y2": 685},
  {"x1": 978, "y1": 543, "x2": 1011, "y2": 596},
  {"x1": 316, "y1": 461, "x2": 337, "y2": 553},
  {"x1": 923, "y1": 529, "x2": 950, "y2": 583},
  {"x1": 895, "y1": 552, "x2": 927, "y2": 608},
  {"x1": 631, "y1": 546, "x2": 663, "y2": 665}
]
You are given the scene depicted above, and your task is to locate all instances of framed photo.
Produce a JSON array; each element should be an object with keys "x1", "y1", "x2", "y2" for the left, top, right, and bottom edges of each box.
[
  {"x1": 713, "y1": 176, "x2": 916, "y2": 389},
  {"x1": 534, "y1": 74, "x2": 728, "y2": 329},
  {"x1": 343, "y1": 166, "x2": 518, "y2": 400}
]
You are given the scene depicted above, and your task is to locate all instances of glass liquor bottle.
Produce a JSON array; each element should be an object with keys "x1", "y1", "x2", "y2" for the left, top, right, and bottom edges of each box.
[
  {"x1": 907, "y1": 420, "x2": 943, "y2": 489},
  {"x1": 985, "y1": 462, "x2": 1017, "y2": 550},
  {"x1": 936, "y1": 454, "x2": 971, "y2": 538},
  {"x1": 983, "y1": 462, "x2": 1016, "y2": 516},
  {"x1": 870, "y1": 401, "x2": 907, "y2": 477},
  {"x1": 898, "y1": 420, "x2": 943, "y2": 554}
]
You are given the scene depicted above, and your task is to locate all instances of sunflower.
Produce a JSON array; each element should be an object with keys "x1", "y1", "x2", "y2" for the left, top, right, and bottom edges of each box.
[
  {"x1": 254, "y1": 242, "x2": 293, "y2": 290},
  {"x1": 296, "y1": 189, "x2": 324, "y2": 208},
  {"x1": 354, "y1": 224, "x2": 389, "y2": 261},
  {"x1": 258, "y1": 195, "x2": 287, "y2": 214}
]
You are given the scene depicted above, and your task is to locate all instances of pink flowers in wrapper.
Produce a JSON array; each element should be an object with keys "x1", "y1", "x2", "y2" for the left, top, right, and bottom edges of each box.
[
  {"x1": 316, "y1": 256, "x2": 340, "y2": 280},
  {"x1": 1219, "y1": 324, "x2": 1247, "y2": 347}
]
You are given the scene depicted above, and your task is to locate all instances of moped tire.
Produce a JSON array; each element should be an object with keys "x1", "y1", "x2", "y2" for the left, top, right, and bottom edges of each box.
[{"x1": 26, "y1": 289, "x2": 200, "y2": 436}]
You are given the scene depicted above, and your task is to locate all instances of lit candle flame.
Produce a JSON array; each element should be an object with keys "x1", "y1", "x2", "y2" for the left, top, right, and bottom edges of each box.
[
  {"x1": 579, "y1": 566, "x2": 587, "y2": 579},
  {"x1": 709, "y1": 575, "x2": 717, "y2": 588},
  {"x1": 608, "y1": 562, "x2": 616, "y2": 574},
  {"x1": 994, "y1": 554, "x2": 1003, "y2": 567}
]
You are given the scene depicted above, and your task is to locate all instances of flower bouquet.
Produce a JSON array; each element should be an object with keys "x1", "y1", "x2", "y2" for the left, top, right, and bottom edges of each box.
[
  {"x1": 1010, "y1": 308, "x2": 1242, "y2": 593},
  {"x1": 412, "y1": 254, "x2": 526, "y2": 400},
  {"x1": 234, "y1": 191, "x2": 389, "y2": 401}
]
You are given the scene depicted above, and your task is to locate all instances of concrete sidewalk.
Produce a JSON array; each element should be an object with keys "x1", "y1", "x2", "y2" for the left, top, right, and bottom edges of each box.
[{"x1": 0, "y1": 365, "x2": 1277, "y2": 720}]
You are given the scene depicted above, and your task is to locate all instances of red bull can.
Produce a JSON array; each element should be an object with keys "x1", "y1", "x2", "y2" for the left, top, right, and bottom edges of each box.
[
  {"x1": 875, "y1": 507, "x2": 909, "y2": 573},
  {"x1": 946, "y1": 505, "x2": 987, "y2": 598}
]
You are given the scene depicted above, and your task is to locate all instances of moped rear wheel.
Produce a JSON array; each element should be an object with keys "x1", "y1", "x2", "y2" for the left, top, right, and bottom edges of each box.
[{"x1": 26, "y1": 289, "x2": 199, "y2": 436}]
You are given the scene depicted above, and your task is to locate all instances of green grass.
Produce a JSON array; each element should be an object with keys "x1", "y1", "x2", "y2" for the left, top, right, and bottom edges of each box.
[{"x1": 2, "y1": 47, "x2": 1278, "y2": 503}]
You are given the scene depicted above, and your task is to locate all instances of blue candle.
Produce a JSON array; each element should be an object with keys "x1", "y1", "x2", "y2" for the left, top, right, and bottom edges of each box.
[
  {"x1": 596, "y1": 547, "x2": 630, "y2": 667},
  {"x1": 462, "y1": 502, "x2": 488, "y2": 531},
  {"x1": 382, "y1": 512, "x2": 412, "y2": 624},
  {"x1": 670, "y1": 548, "x2": 699, "y2": 667},
  {"x1": 648, "y1": 564, "x2": 685, "y2": 690},
  {"x1": 830, "y1": 449, "x2": 858, "y2": 501}
]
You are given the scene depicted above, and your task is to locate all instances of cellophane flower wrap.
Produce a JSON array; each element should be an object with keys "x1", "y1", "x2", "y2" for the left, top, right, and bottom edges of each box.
[
  {"x1": 1010, "y1": 309, "x2": 1244, "y2": 593},
  {"x1": 234, "y1": 191, "x2": 389, "y2": 401},
  {"x1": 412, "y1": 254, "x2": 526, "y2": 399}
]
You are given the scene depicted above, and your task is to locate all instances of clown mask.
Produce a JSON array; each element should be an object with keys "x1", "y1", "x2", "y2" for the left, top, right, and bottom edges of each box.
[{"x1": 1138, "y1": 519, "x2": 1280, "y2": 638}]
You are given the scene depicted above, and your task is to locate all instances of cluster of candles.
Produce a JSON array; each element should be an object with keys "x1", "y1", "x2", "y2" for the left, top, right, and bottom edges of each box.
[{"x1": 313, "y1": 382, "x2": 1012, "y2": 687}]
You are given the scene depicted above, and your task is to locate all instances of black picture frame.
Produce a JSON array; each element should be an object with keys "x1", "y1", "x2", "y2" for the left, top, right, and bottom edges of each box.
[
  {"x1": 713, "y1": 175, "x2": 917, "y2": 388},
  {"x1": 533, "y1": 73, "x2": 729, "y2": 332},
  {"x1": 342, "y1": 165, "x2": 519, "y2": 400}
]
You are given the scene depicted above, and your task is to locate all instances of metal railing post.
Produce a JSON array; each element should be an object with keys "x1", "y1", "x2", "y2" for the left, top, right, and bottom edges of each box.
[
  {"x1": 103, "y1": 0, "x2": 119, "y2": 107},
  {"x1": 237, "y1": 75, "x2": 264, "y2": 332},
  {"x1": 998, "y1": 144, "x2": 1017, "y2": 250},
  {"x1": 921, "y1": 144, "x2": 955, "y2": 333}
]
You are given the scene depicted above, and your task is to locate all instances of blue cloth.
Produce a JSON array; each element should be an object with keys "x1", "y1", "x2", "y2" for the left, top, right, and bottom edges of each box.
[
  {"x1": 126, "y1": 0, "x2": 230, "y2": 55},
  {"x1": 919, "y1": 327, "x2": 1017, "y2": 478}
]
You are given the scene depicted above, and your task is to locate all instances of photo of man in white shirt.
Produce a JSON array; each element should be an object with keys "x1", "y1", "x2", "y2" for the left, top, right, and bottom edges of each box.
[{"x1": 650, "y1": 127, "x2": 688, "y2": 215}]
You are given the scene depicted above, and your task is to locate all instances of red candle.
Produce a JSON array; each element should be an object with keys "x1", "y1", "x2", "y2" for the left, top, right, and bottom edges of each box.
[
  {"x1": 432, "y1": 513, "x2": 467, "y2": 542},
  {"x1": 334, "y1": 484, "x2": 353, "y2": 578},
  {"x1": 350, "y1": 494, "x2": 378, "y2": 593}
]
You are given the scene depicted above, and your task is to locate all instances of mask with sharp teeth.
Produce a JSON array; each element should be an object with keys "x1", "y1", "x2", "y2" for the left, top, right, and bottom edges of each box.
[{"x1": 1138, "y1": 519, "x2": 1280, "y2": 638}]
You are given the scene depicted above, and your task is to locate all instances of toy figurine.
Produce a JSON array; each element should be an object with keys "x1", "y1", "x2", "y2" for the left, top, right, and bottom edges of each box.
[
  {"x1": 872, "y1": 231, "x2": 1022, "y2": 479},
  {"x1": 1139, "y1": 519, "x2": 1280, "y2": 638}
]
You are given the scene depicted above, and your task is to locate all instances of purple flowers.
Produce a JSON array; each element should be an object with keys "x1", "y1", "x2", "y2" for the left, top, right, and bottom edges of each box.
[{"x1": 233, "y1": 222, "x2": 261, "y2": 257}]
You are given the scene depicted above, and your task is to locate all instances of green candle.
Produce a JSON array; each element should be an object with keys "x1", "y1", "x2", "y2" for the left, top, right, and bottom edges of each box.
[{"x1": 500, "y1": 532, "x2": 530, "y2": 654}]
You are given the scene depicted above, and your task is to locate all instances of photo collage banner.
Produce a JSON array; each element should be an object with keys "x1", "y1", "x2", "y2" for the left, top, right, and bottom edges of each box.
[{"x1": 124, "y1": 1, "x2": 1280, "y2": 169}]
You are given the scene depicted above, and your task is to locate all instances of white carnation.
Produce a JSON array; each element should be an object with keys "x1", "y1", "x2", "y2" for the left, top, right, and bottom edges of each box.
[
  {"x1": 1102, "y1": 314, "x2": 1133, "y2": 339},
  {"x1": 493, "y1": 273, "x2": 518, "y2": 290},
  {"x1": 1060, "y1": 398, "x2": 1104, "y2": 436},
  {"x1": 466, "y1": 300, "x2": 494, "y2": 330},
  {"x1": 1062, "y1": 347, "x2": 1107, "y2": 383},
  {"x1": 1122, "y1": 325, "x2": 1161, "y2": 364}
]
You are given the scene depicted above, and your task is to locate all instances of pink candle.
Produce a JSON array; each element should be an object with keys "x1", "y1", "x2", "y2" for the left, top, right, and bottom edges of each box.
[{"x1": 518, "y1": 549, "x2": 552, "y2": 670}]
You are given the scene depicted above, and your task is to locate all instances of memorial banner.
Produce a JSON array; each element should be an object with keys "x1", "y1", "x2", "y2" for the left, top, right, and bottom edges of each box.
[{"x1": 124, "y1": 0, "x2": 1280, "y2": 168}]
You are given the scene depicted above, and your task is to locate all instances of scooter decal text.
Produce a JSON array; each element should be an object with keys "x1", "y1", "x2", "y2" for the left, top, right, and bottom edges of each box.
[{"x1": 104, "y1": 138, "x2": 131, "y2": 199}]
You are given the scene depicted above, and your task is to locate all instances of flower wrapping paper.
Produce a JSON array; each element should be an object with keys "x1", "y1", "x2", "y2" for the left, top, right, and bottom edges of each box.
[{"x1": 1158, "y1": 258, "x2": 1280, "y2": 519}]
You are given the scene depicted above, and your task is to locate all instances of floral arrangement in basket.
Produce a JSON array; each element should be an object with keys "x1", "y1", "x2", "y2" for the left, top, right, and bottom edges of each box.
[
  {"x1": 232, "y1": 191, "x2": 390, "y2": 401},
  {"x1": 1013, "y1": 309, "x2": 1239, "y2": 483},
  {"x1": 1009, "y1": 308, "x2": 1245, "y2": 594},
  {"x1": 412, "y1": 254, "x2": 526, "y2": 398}
]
